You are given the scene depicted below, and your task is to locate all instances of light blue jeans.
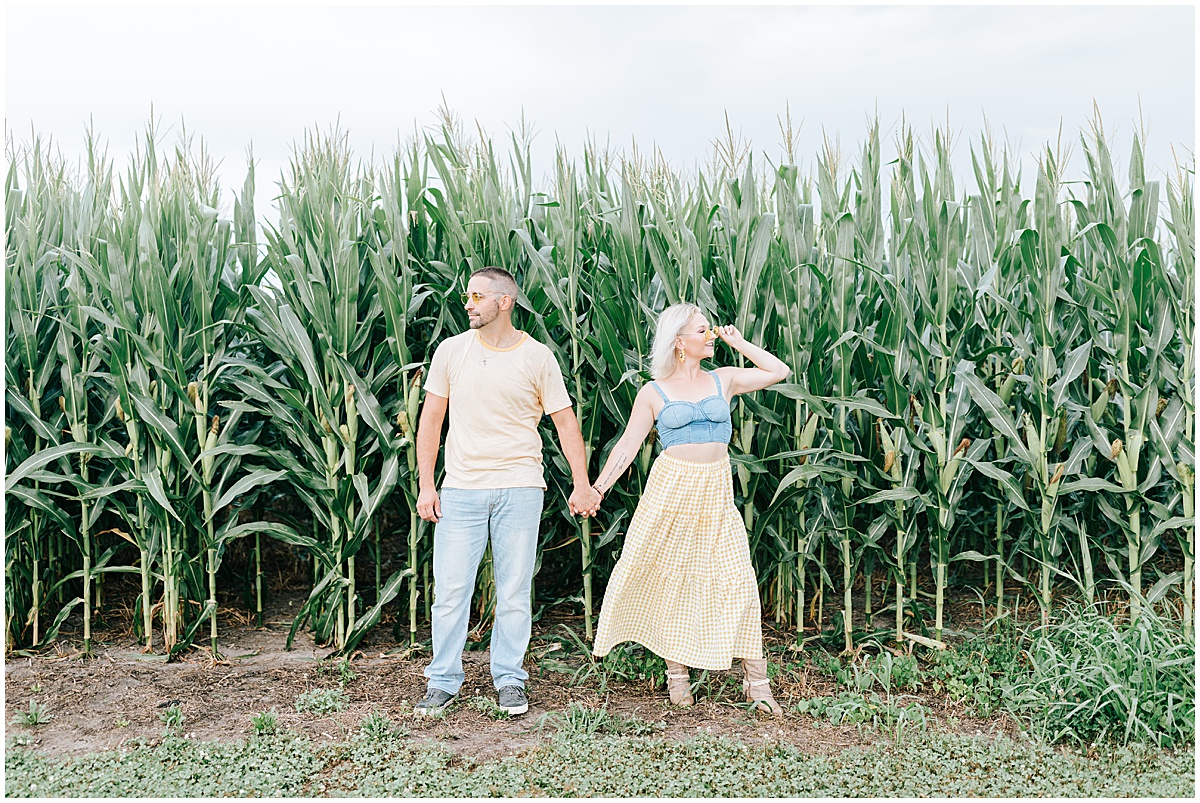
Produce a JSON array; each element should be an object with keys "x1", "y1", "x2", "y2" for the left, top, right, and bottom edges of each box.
[{"x1": 424, "y1": 486, "x2": 544, "y2": 695}]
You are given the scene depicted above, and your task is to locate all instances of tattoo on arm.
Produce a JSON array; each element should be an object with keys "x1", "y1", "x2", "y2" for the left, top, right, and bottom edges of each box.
[{"x1": 597, "y1": 451, "x2": 630, "y2": 493}]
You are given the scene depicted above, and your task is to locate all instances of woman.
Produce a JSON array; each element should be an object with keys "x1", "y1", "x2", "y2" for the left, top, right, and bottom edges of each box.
[{"x1": 591, "y1": 303, "x2": 791, "y2": 714}]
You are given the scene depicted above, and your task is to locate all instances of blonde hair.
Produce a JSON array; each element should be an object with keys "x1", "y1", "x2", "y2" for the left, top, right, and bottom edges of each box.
[{"x1": 649, "y1": 303, "x2": 703, "y2": 380}]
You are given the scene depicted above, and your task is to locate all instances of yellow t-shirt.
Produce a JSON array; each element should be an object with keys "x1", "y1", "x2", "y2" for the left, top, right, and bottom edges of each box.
[{"x1": 425, "y1": 330, "x2": 573, "y2": 490}]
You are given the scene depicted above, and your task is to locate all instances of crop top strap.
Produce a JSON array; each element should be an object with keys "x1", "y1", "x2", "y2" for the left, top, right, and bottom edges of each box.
[
  {"x1": 648, "y1": 382, "x2": 670, "y2": 402},
  {"x1": 709, "y1": 371, "x2": 723, "y2": 398}
]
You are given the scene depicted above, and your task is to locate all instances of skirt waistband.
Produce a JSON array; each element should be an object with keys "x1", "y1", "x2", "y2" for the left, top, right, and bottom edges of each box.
[{"x1": 653, "y1": 452, "x2": 732, "y2": 471}]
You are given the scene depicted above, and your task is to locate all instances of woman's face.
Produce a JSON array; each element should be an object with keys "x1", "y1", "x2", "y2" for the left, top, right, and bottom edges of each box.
[{"x1": 676, "y1": 312, "x2": 715, "y2": 362}]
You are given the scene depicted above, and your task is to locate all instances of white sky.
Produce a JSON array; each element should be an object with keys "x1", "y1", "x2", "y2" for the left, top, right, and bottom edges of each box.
[{"x1": 5, "y1": 1, "x2": 1196, "y2": 219}]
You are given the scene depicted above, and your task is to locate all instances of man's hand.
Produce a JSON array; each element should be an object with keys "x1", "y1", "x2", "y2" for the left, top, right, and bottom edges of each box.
[
  {"x1": 417, "y1": 487, "x2": 442, "y2": 523},
  {"x1": 569, "y1": 484, "x2": 603, "y2": 517}
]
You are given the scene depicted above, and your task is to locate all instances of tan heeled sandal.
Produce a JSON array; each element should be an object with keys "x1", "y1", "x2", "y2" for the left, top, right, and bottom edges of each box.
[
  {"x1": 665, "y1": 659, "x2": 694, "y2": 707},
  {"x1": 742, "y1": 657, "x2": 782, "y2": 715}
]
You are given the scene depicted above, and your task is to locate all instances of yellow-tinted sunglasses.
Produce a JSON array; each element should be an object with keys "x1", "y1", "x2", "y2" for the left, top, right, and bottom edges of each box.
[{"x1": 460, "y1": 291, "x2": 507, "y2": 305}]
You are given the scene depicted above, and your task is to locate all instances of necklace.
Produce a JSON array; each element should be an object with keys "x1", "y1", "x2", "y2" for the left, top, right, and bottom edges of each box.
[{"x1": 479, "y1": 330, "x2": 521, "y2": 364}]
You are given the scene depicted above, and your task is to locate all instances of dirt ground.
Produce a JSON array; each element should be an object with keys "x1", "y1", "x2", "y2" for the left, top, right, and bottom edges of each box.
[{"x1": 4, "y1": 588, "x2": 1021, "y2": 760}]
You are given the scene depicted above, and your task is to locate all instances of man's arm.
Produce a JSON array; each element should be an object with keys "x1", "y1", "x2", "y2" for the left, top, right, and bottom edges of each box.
[
  {"x1": 549, "y1": 406, "x2": 602, "y2": 517},
  {"x1": 415, "y1": 392, "x2": 449, "y2": 522}
]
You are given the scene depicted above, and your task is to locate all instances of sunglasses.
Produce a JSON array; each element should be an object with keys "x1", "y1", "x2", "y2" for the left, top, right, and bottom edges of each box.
[
  {"x1": 681, "y1": 327, "x2": 719, "y2": 342},
  {"x1": 460, "y1": 291, "x2": 507, "y2": 305}
]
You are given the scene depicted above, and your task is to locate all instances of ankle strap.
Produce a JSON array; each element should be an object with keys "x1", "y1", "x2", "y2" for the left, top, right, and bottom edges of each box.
[
  {"x1": 666, "y1": 673, "x2": 689, "y2": 680},
  {"x1": 745, "y1": 678, "x2": 771, "y2": 687}
]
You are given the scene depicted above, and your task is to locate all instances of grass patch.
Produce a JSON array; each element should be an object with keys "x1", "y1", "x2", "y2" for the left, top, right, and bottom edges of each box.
[
  {"x1": 330, "y1": 730, "x2": 1193, "y2": 797},
  {"x1": 159, "y1": 706, "x2": 184, "y2": 730},
  {"x1": 6, "y1": 725, "x2": 1192, "y2": 798},
  {"x1": 1006, "y1": 605, "x2": 1195, "y2": 748},
  {"x1": 5, "y1": 733, "x2": 322, "y2": 797},
  {"x1": 805, "y1": 604, "x2": 1194, "y2": 749}
]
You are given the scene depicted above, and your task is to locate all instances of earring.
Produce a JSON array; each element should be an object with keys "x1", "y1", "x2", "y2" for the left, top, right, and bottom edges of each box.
[{"x1": 676, "y1": 346, "x2": 685, "y2": 363}]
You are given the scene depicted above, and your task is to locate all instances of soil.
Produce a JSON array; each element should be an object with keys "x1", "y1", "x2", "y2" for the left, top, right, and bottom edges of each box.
[{"x1": 4, "y1": 587, "x2": 1023, "y2": 761}]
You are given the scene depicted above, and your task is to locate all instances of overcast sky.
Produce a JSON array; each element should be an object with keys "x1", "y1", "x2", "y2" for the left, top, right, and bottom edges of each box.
[{"x1": 5, "y1": 1, "x2": 1195, "y2": 219}]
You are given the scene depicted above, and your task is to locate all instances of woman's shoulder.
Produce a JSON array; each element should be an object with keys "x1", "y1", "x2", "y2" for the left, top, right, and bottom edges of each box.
[
  {"x1": 635, "y1": 380, "x2": 667, "y2": 409},
  {"x1": 711, "y1": 366, "x2": 738, "y2": 397}
]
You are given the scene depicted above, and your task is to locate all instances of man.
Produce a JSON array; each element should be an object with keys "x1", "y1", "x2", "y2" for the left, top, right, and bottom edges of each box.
[{"x1": 414, "y1": 266, "x2": 601, "y2": 717}]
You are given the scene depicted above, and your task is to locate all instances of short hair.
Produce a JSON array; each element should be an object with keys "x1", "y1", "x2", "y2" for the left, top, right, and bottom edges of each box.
[
  {"x1": 649, "y1": 302, "x2": 703, "y2": 380},
  {"x1": 470, "y1": 266, "x2": 519, "y2": 300}
]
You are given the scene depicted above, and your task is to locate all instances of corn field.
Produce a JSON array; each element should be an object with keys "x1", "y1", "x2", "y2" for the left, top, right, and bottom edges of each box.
[{"x1": 4, "y1": 112, "x2": 1194, "y2": 659}]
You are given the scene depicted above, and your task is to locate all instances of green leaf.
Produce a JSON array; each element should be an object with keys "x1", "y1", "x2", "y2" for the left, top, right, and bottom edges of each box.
[
  {"x1": 1145, "y1": 572, "x2": 1183, "y2": 605},
  {"x1": 1058, "y1": 477, "x2": 1130, "y2": 495},
  {"x1": 144, "y1": 466, "x2": 182, "y2": 523},
  {"x1": 856, "y1": 487, "x2": 924, "y2": 506},
  {"x1": 770, "y1": 462, "x2": 856, "y2": 504},
  {"x1": 332, "y1": 354, "x2": 396, "y2": 445},
  {"x1": 957, "y1": 361, "x2": 1032, "y2": 465},
  {"x1": 595, "y1": 511, "x2": 630, "y2": 549},
  {"x1": 830, "y1": 395, "x2": 897, "y2": 419},
  {"x1": 1050, "y1": 340, "x2": 1092, "y2": 410},
  {"x1": 168, "y1": 600, "x2": 217, "y2": 659},
  {"x1": 210, "y1": 469, "x2": 288, "y2": 521},
  {"x1": 128, "y1": 393, "x2": 200, "y2": 482},
  {"x1": 961, "y1": 457, "x2": 1030, "y2": 511},
  {"x1": 5, "y1": 442, "x2": 121, "y2": 491},
  {"x1": 36, "y1": 597, "x2": 84, "y2": 647},
  {"x1": 5, "y1": 485, "x2": 76, "y2": 534},
  {"x1": 335, "y1": 567, "x2": 415, "y2": 657}
]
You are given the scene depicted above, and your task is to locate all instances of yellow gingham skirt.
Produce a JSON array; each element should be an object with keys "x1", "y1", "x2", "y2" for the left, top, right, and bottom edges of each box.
[{"x1": 592, "y1": 453, "x2": 763, "y2": 670}]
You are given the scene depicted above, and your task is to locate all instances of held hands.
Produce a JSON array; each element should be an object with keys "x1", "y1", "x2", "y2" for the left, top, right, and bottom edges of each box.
[
  {"x1": 419, "y1": 485, "x2": 598, "y2": 522},
  {"x1": 420, "y1": 484, "x2": 597, "y2": 523},
  {"x1": 569, "y1": 483, "x2": 603, "y2": 518}
]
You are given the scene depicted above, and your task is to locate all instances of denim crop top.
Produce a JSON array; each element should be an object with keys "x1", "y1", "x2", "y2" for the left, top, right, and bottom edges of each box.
[{"x1": 650, "y1": 372, "x2": 733, "y2": 448}]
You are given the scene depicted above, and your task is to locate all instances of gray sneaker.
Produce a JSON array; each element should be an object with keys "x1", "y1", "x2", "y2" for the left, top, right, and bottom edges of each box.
[
  {"x1": 413, "y1": 687, "x2": 456, "y2": 717},
  {"x1": 497, "y1": 685, "x2": 528, "y2": 715}
]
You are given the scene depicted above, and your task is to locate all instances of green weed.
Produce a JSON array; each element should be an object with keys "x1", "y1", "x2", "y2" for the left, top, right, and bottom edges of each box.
[
  {"x1": 795, "y1": 690, "x2": 928, "y2": 734},
  {"x1": 316, "y1": 658, "x2": 358, "y2": 686},
  {"x1": 295, "y1": 688, "x2": 346, "y2": 715},
  {"x1": 9, "y1": 701, "x2": 51, "y2": 727},
  {"x1": 158, "y1": 706, "x2": 184, "y2": 730},
  {"x1": 359, "y1": 710, "x2": 405, "y2": 741},
  {"x1": 5, "y1": 732, "x2": 322, "y2": 797},
  {"x1": 465, "y1": 696, "x2": 511, "y2": 721},
  {"x1": 537, "y1": 703, "x2": 661, "y2": 738},
  {"x1": 250, "y1": 710, "x2": 278, "y2": 736},
  {"x1": 809, "y1": 649, "x2": 921, "y2": 694},
  {"x1": 923, "y1": 626, "x2": 1025, "y2": 717}
]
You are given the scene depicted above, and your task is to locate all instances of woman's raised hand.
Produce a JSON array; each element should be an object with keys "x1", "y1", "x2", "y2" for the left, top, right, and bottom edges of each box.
[{"x1": 714, "y1": 324, "x2": 747, "y2": 349}]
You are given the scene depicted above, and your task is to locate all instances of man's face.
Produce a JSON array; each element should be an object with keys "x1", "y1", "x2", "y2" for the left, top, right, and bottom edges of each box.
[{"x1": 464, "y1": 278, "x2": 506, "y2": 329}]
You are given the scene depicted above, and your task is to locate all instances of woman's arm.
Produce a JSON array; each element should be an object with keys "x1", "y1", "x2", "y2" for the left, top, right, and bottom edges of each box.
[
  {"x1": 713, "y1": 325, "x2": 792, "y2": 396},
  {"x1": 592, "y1": 385, "x2": 658, "y2": 496}
]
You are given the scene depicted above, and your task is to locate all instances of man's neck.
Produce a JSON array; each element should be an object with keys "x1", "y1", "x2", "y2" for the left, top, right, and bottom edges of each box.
[{"x1": 476, "y1": 320, "x2": 520, "y2": 349}]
